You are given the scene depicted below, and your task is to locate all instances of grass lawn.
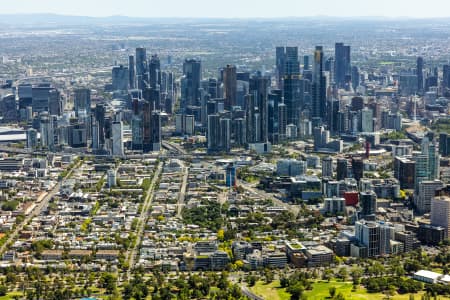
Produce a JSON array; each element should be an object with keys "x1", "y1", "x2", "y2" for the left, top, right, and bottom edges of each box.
[
  {"x1": 0, "y1": 292, "x2": 23, "y2": 300},
  {"x1": 251, "y1": 280, "x2": 436, "y2": 300},
  {"x1": 304, "y1": 280, "x2": 429, "y2": 300},
  {"x1": 250, "y1": 281, "x2": 291, "y2": 300}
]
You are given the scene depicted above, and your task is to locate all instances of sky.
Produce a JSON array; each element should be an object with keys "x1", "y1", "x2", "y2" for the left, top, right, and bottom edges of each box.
[{"x1": 2, "y1": 0, "x2": 449, "y2": 18}]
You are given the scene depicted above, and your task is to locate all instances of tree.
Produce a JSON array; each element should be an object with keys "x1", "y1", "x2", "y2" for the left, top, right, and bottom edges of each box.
[
  {"x1": 280, "y1": 276, "x2": 289, "y2": 288},
  {"x1": 323, "y1": 269, "x2": 334, "y2": 282},
  {"x1": 338, "y1": 267, "x2": 348, "y2": 281},
  {"x1": 287, "y1": 283, "x2": 304, "y2": 300},
  {"x1": 246, "y1": 275, "x2": 256, "y2": 287},
  {"x1": 264, "y1": 268, "x2": 274, "y2": 284},
  {"x1": 329, "y1": 286, "x2": 337, "y2": 298},
  {"x1": 217, "y1": 229, "x2": 225, "y2": 241},
  {"x1": 99, "y1": 273, "x2": 117, "y2": 295},
  {"x1": 351, "y1": 267, "x2": 363, "y2": 285},
  {"x1": 335, "y1": 292, "x2": 346, "y2": 300},
  {"x1": 0, "y1": 285, "x2": 7, "y2": 296}
]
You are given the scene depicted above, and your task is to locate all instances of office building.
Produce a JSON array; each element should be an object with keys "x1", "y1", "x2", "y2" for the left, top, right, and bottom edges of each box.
[
  {"x1": 360, "y1": 191, "x2": 377, "y2": 217},
  {"x1": 417, "y1": 57, "x2": 424, "y2": 93},
  {"x1": 394, "y1": 156, "x2": 416, "y2": 189},
  {"x1": 431, "y1": 196, "x2": 450, "y2": 238},
  {"x1": 128, "y1": 55, "x2": 136, "y2": 89},
  {"x1": 418, "y1": 224, "x2": 446, "y2": 245},
  {"x1": 336, "y1": 158, "x2": 348, "y2": 180},
  {"x1": 352, "y1": 66, "x2": 360, "y2": 91},
  {"x1": 277, "y1": 159, "x2": 306, "y2": 177},
  {"x1": 399, "y1": 74, "x2": 418, "y2": 96},
  {"x1": 360, "y1": 107, "x2": 374, "y2": 133},
  {"x1": 355, "y1": 220, "x2": 380, "y2": 257},
  {"x1": 379, "y1": 222, "x2": 396, "y2": 255},
  {"x1": 32, "y1": 85, "x2": 55, "y2": 113},
  {"x1": 26, "y1": 128, "x2": 38, "y2": 149},
  {"x1": 39, "y1": 112, "x2": 54, "y2": 150},
  {"x1": 277, "y1": 47, "x2": 302, "y2": 127},
  {"x1": 223, "y1": 65, "x2": 237, "y2": 110},
  {"x1": 439, "y1": 133, "x2": 450, "y2": 156},
  {"x1": 112, "y1": 120, "x2": 124, "y2": 156},
  {"x1": 276, "y1": 46, "x2": 286, "y2": 89},
  {"x1": 181, "y1": 59, "x2": 202, "y2": 109},
  {"x1": 249, "y1": 75, "x2": 270, "y2": 143},
  {"x1": 233, "y1": 118, "x2": 246, "y2": 147},
  {"x1": 112, "y1": 65, "x2": 129, "y2": 91},
  {"x1": 131, "y1": 113, "x2": 143, "y2": 151},
  {"x1": 135, "y1": 47, "x2": 147, "y2": 89},
  {"x1": 74, "y1": 88, "x2": 91, "y2": 117},
  {"x1": 148, "y1": 54, "x2": 161, "y2": 89},
  {"x1": 334, "y1": 43, "x2": 351, "y2": 89},
  {"x1": 395, "y1": 231, "x2": 419, "y2": 253},
  {"x1": 226, "y1": 164, "x2": 237, "y2": 187},
  {"x1": 68, "y1": 123, "x2": 87, "y2": 148},
  {"x1": 219, "y1": 118, "x2": 231, "y2": 153},
  {"x1": 352, "y1": 157, "x2": 364, "y2": 181},
  {"x1": 304, "y1": 245, "x2": 334, "y2": 267},
  {"x1": 324, "y1": 197, "x2": 345, "y2": 214},
  {"x1": 150, "y1": 111, "x2": 162, "y2": 152},
  {"x1": 207, "y1": 114, "x2": 221, "y2": 152},
  {"x1": 443, "y1": 65, "x2": 450, "y2": 90},
  {"x1": 322, "y1": 156, "x2": 333, "y2": 178},
  {"x1": 415, "y1": 180, "x2": 444, "y2": 214},
  {"x1": 312, "y1": 46, "x2": 326, "y2": 122}
]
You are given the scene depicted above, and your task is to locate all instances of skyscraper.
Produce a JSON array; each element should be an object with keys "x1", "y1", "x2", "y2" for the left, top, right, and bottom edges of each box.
[
  {"x1": 181, "y1": 59, "x2": 202, "y2": 110},
  {"x1": 39, "y1": 112, "x2": 54, "y2": 150},
  {"x1": 360, "y1": 107, "x2": 374, "y2": 133},
  {"x1": 281, "y1": 47, "x2": 301, "y2": 128},
  {"x1": 249, "y1": 75, "x2": 270, "y2": 143},
  {"x1": 352, "y1": 157, "x2": 364, "y2": 181},
  {"x1": 351, "y1": 66, "x2": 360, "y2": 91},
  {"x1": 417, "y1": 57, "x2": 424, "y2": 94},
  {"x1": 443, "y1": 65, "x2": 450, "y2": 91},
  {"x1": 220, "y1": 118, "x2": 231, "y2": 153},
  {"x1": 334, "y1": 43, "x2": 351, "y2": 89},
  {"x1": 278, "y1": 103, "x2": 287, "y2": 142},
  {"x1": 26, "y1": 128, "x2": 38, "y2": 149},
  {"x1": 360, "y1": 191, "x2": 377, "y2": 218},
  {"x1": 439, "y1": 133, "x2": 450, "y2": 157},
  {"x1": 416, "y1": 180, "x2": 444, "y2": 214},
  {"x1": 148, "y1": 54, "x2": 161, "y2": 89},
  {"x1": 268, "y1": 90, "x2": 282, "y2": 144},
  {"x1": 135, "y1": 47, "x2": 147, "y2": 89},
  {"x1": 150, "y1": 111, "x2": 162, "y2": 152},
  {"x1": 312, "y1": 46, "x2": 327, "y2": 123},
  {"x1": 355, "y1": 220, "x2": 380, "y2": 257},
  {"x1": 336, "y1": 158, "x2": 348, "y2": 180},
  {"x1": 112, "y1": 119, "x2": 124, "y2": 156},
  {"x1": 32, "y1": 85, "x2": 54, "y2": 114},
  {"x1": 223, "y1": 65, "x2": 237, "y2": 111},
  {"x1": 276, "y1": 46, "x2": 286, "y2": 89},
  {"x1": 95, "y1": 104, "x2": 106, "y2": 148},
  {"x1": 415, "y1": 137, "x2": 440, "y2": 190},
  {"x1": 322, "y1": 156, "x2": 333, "y2": 178},
  {"x1": 129, "y1": 55, "x2": 136, "y2": 89},
  {"x1": 431, "y1": 196, "x2": 450, "y2": 238},
  {"x1": 74, "y1": 88, "x2": 91, "y2": 117},
  {"x1": 131, "y1": 114, "x2": 143, "y2": 151},
  {"x1": 91, "y1": 118, "x2": 100, "y2": 151},
  {"x1": 112, "y1": 65, "x2": 129, "y2": 91},
  {"x1": 207, "y1": 114, "x2": 221, "y2": 152}
]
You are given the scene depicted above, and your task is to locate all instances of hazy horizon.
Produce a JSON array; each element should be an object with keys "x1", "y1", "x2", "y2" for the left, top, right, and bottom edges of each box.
[{"x1": 2, "y1": 0, "x2": 450, "y2": 19}]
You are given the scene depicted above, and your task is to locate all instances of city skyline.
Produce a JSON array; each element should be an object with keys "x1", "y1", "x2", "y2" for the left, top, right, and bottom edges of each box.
[{"x1": 2, "y1": 0, "x2": 450, "y2": 19}]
